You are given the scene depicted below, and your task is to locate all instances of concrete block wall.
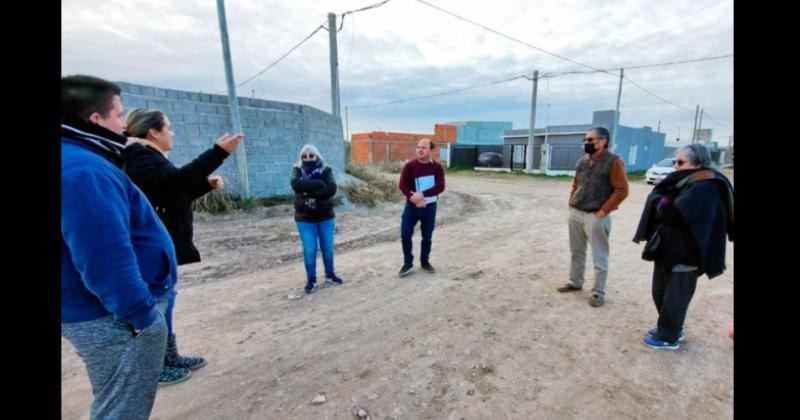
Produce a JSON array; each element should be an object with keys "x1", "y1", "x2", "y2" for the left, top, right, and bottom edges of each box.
[{"x1": 118, "y1": 81, "x2": 344, "y2": 197}]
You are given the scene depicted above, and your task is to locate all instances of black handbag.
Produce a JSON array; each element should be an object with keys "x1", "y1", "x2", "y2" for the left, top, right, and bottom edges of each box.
[{"x1": 641, "y1": 225, "x2": 662, "y2": 261}]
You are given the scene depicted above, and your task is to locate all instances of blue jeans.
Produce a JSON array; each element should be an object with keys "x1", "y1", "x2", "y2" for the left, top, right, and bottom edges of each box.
[
  {"x1": 296, "y1": 218, "x2": 336, "y2": 281},
  {"x1": 401, "y1": 202, "x2": 437, "y2": 266}
]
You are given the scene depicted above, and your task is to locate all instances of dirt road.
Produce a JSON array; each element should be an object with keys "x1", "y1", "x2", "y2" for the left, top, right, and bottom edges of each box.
[{"x1": 62, "y1": 172, "x2": 734, "y2": 419}]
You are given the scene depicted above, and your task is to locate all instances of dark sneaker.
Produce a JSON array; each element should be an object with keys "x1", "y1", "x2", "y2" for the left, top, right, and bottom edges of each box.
[
  {"x1": 556, "y1": 283, "x2": 582, "y2": 293},
  {"x1": 589, "y1": 293, "x2": 605, "y2": 307},
  {"x1": 304, "y1": 279, "x2": 318, "y2": 293},
  {"x1": 647, "y1": 327, "x2": 685, "y2": 342},
  {"x1": 173, "y1": 355, "x2": 206, "y2": 371},
  {"x1": 642, "y1": 334, "x2": 680, "y2": 350},
  {"x1": 164, "y1": 334, "x2": 207, "y2": 370},
  {"x1": 325, "y1": 274, "x2": 344, "y2": 285},
  {"x1": 158, "y1": 365, "x2": 192, "y2": 386},
  {"x1": 398, "y1": 264, "x2": 413, "y2": 277},
  {"x1": 420, "y1": 262, "x2": 436, "y2": 273}
]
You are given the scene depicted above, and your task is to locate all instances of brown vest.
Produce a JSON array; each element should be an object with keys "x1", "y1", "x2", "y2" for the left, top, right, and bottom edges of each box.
[{"x1": 570, "y1": 151, "x2": 619, "y2": 212}]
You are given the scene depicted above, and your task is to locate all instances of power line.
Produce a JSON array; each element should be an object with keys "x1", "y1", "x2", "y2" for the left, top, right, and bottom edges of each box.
[
  {"x1": 620, "y1": 75, "x2": 732, "y2": 131},
  {"x1": 413, "y1": 0, "x2": 732, "y2": 129},
  {"x1": 701, "y1": 110, "x2": 731, "y2": 127},
  {"x1": 413, "y1": 0, "x2": 734, "y2": 119},
  {"x1": 621, "y1": 75, "x2": 695, "y2": 113},
  {"x1": 340, "y1": 13, "x2": 358, "y2": 74},
  {"x1": 542, "y1": 54, "x2": 733, "y2": 78},
  {"x1": 231, "y1": 1, "x2": 730, "y2": 125},
  {"x1": 337, "y1": 0, "x2": 394, "y2": 32},
  {"x1": 342, "y1": 0, "x2": 394, "y2": 17},
  {"x1": 697, "y1": 111, "x2": 732, "y2": 132},
  {"x1": 415, "y1": 0, "x2": 606, "y2": 73},
  {"x1": 237, "y1": 1, "x2": 394, "y2": 89},
  {"x1": 348, "y1": 66, "x2": 730, "y2": 117},
  {"x1": 236, "y1": 23, "x2": 326, "y2": 89},
  {"x1": 535, "y1": 56, "x2": 735, "y2": 129},
  {"x1": 623, "y1": 54, "x2": 732, "y2": 71},
  {"x1": 541, "y1": 69, "x2": 606, "y2": 79},
  {"x1": 350, "y1": 74, "x2": 529, "y2": 109},
  {"x1": 537, "y1": 61, "x2": 734, "y2": 130}
]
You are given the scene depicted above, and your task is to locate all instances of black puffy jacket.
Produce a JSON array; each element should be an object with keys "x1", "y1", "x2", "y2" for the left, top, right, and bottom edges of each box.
[{"x1": 290, "y1": 166, "x2": 337, "y2": 222}]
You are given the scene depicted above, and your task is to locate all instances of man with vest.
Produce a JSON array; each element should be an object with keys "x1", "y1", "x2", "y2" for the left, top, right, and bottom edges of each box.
[{"x1": 557, "y1": 127, "x2": 629, "y2": 307}]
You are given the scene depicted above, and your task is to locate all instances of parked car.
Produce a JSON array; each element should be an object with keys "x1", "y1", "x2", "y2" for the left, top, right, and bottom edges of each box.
[
  {"x1": 477, "y1": 152, "x2": 503, "y2": 167},
  {"x1": 645, "y1": 158, "x2": 676, "y2": 185}
]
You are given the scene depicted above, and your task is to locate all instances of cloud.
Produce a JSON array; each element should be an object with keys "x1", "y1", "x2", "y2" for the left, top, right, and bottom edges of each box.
[{"x1": 62, "y1": 0, "x2": 733, "y2": 142}]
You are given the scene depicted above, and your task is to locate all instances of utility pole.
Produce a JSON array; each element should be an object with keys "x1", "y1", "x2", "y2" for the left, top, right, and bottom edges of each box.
[
  {"x1": 611, "y1": 68, "x2": 624, "y2": 152},
  {"x1": 216, "y1": 0, "x2": 249, "y2": 197},
  {"x1": 697, "y1": 108, "x2": 704, "y2": 143},
  {"x1": 328, "y1": 13, "x2": 341, "y2": 119},
  {"x1": 443, "y1": 125, "x2": 448, "y2": 164},
  {"x1": 657, "y1": 120, "x2": 661, "y2": 133},
  {"x1": 345, "y1": 106, "x2": 351, "y2": 163},
  {"x1": 525, "y1": 70, "x2": 538, "y2": 173},
  {"x1": 691, "y1": 105, "x2": 700, "y2": 143}
]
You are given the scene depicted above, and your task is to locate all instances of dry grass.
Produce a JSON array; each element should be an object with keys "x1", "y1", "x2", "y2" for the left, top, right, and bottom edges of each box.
[{"x1": 343, "y1": 163, "x2": 402, "y2": 207}]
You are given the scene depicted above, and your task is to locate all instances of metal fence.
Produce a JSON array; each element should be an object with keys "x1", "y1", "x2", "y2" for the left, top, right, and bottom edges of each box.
[
  {"x1": 450, "y1": 144, "x2": 580, "y2": 171},
  {"x1": 549, "y1": 146, "x2": 583, "y2": 170},
  {"x1": 450, "y1": 144, "x2": 528, "y2": 170}
]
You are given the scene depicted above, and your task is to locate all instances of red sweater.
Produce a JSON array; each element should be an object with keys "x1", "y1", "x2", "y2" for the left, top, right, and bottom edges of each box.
[{"x1": 399, "y1": 159, "x2": 446, "y2": 203}]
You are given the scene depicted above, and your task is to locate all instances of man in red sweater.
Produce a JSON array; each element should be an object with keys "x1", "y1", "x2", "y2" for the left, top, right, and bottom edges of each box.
[{"x1": 398, "y1": 138, "x2": 446, "y2": 277}]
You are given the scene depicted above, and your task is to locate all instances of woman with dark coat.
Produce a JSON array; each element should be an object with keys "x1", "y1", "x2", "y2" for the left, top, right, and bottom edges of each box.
[
  {"x1": 290, "y1": 144, "x2": 343, "y2": 293},
  {"x1": 633, "y1": 143, "x2": 733, "y2": 350},
  {"x1": 122, "y1": 107, "x2": 243, "y2": 384}
]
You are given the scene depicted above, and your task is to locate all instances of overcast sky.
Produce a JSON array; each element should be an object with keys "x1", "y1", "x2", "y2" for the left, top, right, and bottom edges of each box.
[{"x1": 62, "y1": 0, "x2": 733, "y2": 145}]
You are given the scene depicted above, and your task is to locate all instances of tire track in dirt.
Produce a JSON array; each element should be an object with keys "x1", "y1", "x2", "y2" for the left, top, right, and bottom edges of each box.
[{"x1": 62, "y1": 174, "x2": 733, "y2": 420}]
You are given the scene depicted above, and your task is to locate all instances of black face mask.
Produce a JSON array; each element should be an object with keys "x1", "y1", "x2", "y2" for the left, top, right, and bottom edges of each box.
[{"x1": 584, "y1": 143, "x2": 596, "y2": 154}]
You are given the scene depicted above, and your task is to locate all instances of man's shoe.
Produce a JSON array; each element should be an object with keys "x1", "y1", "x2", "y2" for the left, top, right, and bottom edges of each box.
[
  {"x1": 398, "y1": 264, "x2": 413, "y2": 277},
  {"x1": 589, "y1": 294, "x2": 605, "y2": 307},
  {"x1": 556, "y1": 283, "x2": 582, "y2": 293},
  {"x1": 420, "y1": 262, "x2": 436, "y2": 273}
]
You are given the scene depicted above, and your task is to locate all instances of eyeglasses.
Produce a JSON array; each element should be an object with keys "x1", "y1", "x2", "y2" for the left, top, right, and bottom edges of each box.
[
  {"x1": 302, "y1": 154, "x2": 315, "y2": 159},
  {"x1": 674, "y1": 159, "x2": 686, "y2": 166}
]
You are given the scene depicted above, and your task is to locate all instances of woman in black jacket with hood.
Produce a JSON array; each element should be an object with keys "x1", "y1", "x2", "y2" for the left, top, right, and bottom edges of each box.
[
  {"x1": 290, "y1": 144, "x2": 343, "y2": 293},
  {"x1": 122, "y1": 108, "x2": 243, "y2": 384}
]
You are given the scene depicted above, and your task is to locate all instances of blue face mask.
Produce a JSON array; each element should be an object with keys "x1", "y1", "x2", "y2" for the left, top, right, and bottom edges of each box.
[{"x1": 302, "y1": 160, "x2": 318, "y2": 169}]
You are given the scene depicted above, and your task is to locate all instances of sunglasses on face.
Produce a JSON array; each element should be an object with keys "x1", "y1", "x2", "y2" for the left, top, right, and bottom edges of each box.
[
  {"x1": 302, "y1": 154, "x2": 315, "y2": 159},
  {"x1": 675, "y1": 159, "x2": 686, "y2": 166}
]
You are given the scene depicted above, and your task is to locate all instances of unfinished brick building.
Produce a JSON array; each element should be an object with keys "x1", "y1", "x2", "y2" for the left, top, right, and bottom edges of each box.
[{"x1": 350, "y1": 124, "x2": 457, "y2": 164}]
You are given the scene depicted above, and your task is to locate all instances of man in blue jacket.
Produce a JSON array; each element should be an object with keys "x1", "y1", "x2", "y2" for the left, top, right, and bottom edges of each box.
[{"x1": 61, "y1": 75, "x2": 177, "y2": 420}]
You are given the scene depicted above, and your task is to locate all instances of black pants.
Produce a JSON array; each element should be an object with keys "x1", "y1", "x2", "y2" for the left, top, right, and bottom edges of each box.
[{"x1": 652, "y1": 262, "x2": 699, "y2": 343}]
